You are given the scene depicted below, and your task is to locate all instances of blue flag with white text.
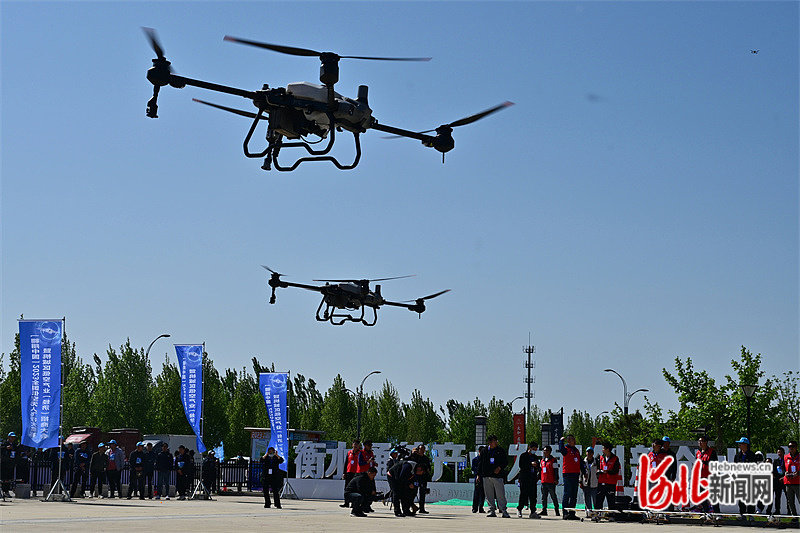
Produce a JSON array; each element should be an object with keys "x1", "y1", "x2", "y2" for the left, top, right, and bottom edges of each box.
[
  {"x1": 19, "y1": 320, "x2": 62, "y2": 449},
  {"x1": 176, "y1": 344, "x2": 206, "y2": 453},
  {"x1": 259, "y1": 373, "x2": 289, "y2": 472}
]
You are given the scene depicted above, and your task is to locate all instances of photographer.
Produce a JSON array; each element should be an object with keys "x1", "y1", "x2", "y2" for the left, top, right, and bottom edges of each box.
[
  {"x1": 344, "y1": 466, "x2": 382, "y2": 517},
  {"x1": 387, "y1": 458, "x2": 423, "y2": 517},
  {"x1": 409, "y1": 445, "x2": 431, "y2": 514},
  {"x1": 260, "y1": 446, "x2": 284, "y2": 509}
]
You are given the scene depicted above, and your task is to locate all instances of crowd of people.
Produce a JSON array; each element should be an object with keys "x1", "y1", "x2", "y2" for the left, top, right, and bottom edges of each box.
[
  {"x1": 0, "y1": 432, "x2": 221, "y2": 500},
  {"x1": 470, "y1": 434, "x2": 799, "y2": 521}
]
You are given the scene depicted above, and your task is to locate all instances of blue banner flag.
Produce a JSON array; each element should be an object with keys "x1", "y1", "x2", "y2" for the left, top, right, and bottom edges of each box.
[
  {"x1": 259, "y1": 373, "x2": 289, "y2": 472},
  {"x1": 19, "y1": 320, "x2": 63, "y2": 449},
  {"x1": 175, "y1": 344, "x2": 206, "y2": 453}
]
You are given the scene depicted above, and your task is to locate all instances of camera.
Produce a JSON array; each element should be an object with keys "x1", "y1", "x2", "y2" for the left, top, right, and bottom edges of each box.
[{"x1": 395, "y1": 445, "x2": 411, "y2": 460}]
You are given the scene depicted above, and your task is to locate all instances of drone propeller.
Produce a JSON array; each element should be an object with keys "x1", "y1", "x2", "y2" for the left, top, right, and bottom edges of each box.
[
  {"x1": 403, "y1": 289, "x2": 451, "y2": 303},
  {"x1": 381, "y1": 102, "x2": 514, "y2": 139},
  {"x1": 223, "y1": 36, "x2": 431, "y2": 62},
  {"x1": 143, "y1": 27, "x2": 166, "y2": 60},
  {"x1": 142, "y1": 27, "x2": 175, "y2": 118},
  {"x1": 261, "y1": 265, "x2": 285, "y2": 277},
  {"x1": 313, "y1": 275, "x2": 415, "y2": 283},
  {"x1": 193, "y1": 98, "x2": 264, "y2": 120}
]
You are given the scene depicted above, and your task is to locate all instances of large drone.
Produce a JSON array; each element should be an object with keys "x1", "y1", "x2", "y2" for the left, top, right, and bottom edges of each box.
[
  {"x1": 262, "y1": 266, "x2": 449, "y2": 326},
  {"x1": 143, "y1": 28, "x2": 513, "y2": 171}
]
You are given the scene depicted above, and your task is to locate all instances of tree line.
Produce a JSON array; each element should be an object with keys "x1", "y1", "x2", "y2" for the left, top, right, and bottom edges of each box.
[{"x1": 0, "y1": 336, "x2": 796, "y2": 457}]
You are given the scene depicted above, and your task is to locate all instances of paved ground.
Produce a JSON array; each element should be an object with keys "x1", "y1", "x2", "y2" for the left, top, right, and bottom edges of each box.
[{"x1": 0, "y1": 495, "x2": 796, "y2": 532}]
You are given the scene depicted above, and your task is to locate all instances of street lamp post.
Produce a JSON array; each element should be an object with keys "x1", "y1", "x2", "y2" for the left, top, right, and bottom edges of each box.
[
  {"x1": 508, "y1": 396, "x2": 524, "y2": 413},
  {"x1": 145, "y1": 333, "x2": 171, "y2": 359},
  {"x1": 357, "y1": 370, "x2": 381, "y2": 440},
  {"x1": 740, "y1": 383, "x2": 759, "y2": 442},
  {"x1": 604, "y1": 368, "x2": 649, "y2": 415}
]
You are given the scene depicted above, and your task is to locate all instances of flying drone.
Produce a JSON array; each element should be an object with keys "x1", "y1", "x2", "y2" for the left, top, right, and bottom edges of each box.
[
  {"x1": 262, "y1": 266, "x2": 449, "y2": 326},
  {"x1": 143, "y1": 28, "x2": 513, "y2": 171}
]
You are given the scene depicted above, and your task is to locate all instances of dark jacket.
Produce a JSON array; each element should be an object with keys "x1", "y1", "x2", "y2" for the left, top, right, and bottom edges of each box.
[
  {"x1": 74, "y1": 447, "x2": 91, "y2": 470},
  {"x1": 388, "y1": 460, "x2": 417, "y2": 485},
  {"x1": 518, "y1": 451, "x2": 541, "y2": 482},
  {"x1": 664, "y1": 446, "x2": 678, "y2": 481},
  {"x1": 410, "y1": 452, "x2": 431, "y2": 476},
  {"x1": 90, "y1": 451, "x2": 108, "y2": 472},
  {"x1": 143, "y1": 450, "x2": 157, "y2": 473},
  {"x1": 156, "y1": 450, "x2": 173, "y2": 471},
  {"x1": 174, "y1": 453, "x2": 189, "y2": 475},
  {"x1": 772, "y1": 457, "x2": 786, "y2": 488},
  {"x1": 345, "y1": 472, "x2": 376, "y2": 498},
  {"x1": 734, "y1": 449, "x2": 757, "y2": 464},
  {"x1": 480, "y1": 445, "x2": 508, "y2": 478},
  {"x1": 202, "y1": 456, "x2": 219, "y2": 478},
  {"x1": 260, "y1": 454, "x2": 284, "y2": 480},
  {"x1": 129, "y1": 450, "x2": 146, "y2": 471}
]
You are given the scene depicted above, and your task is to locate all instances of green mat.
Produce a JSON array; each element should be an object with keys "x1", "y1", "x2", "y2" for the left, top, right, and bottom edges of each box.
[{"x1": 432, "y1": 499, "x2": 584, "y2": 509}]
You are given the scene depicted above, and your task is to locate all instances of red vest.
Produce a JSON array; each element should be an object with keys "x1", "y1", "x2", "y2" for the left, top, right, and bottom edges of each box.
[
  {"x1": 562, "y1": 445, "x2": 581, "y2": 474},
  {"x1": 648, "y1": 450, "x2": 667, "y2": 468},
  {"x1": 695, "y1": 447, "x2": 716, "y2": 478},
  {"x1": 785, "y1": 453, "x2": 800, "y2": 485},
  {"x1": 346, "y1": 449, "x2": 360, "y2": 473},
  {"x1": 356, "y1": 449, "x2": 374, "y2": 473},
  {"x1": 597, "y1": 454, "x2": 619, "y2": 485},
  {"x1": 540, "y1": 457, "x2": 557, "y2": 484}
]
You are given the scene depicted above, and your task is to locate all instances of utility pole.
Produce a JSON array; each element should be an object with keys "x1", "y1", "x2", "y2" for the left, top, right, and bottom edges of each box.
[{"x1": 523, "y1": 333, "x2": 535, "y2": 425}]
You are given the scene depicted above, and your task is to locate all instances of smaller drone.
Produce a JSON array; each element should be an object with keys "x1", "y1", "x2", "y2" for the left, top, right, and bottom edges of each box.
[{"x1": 262, "y1": 266, "x2": 449, "y2": 326}]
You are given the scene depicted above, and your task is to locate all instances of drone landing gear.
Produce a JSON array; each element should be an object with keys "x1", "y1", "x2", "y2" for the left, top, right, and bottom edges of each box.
[
  {"x1": 243, "y1": 112, "x2": 361, "y2": 171},
  {"x1": 316, "y1": 299, "x2": 377, "y2": 326}
]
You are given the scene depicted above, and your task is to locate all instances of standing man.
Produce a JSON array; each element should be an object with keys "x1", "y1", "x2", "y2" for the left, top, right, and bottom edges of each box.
[
  {"x1": 662, "y1": 437, "x2": 677, "y2": 482},
  {"x1": 70, "y1": 441, "x2": 91, "y2": 497},
  {"x1": 260, "y1": 447, "x2": 284, "y2": 509},
  {"x1": 1, "y1": 432, "x2": 20, "y2": 495},
  {"x1": 695, "y1": 435, "x2": 719, "y2": 514},
  {"x1": 105, "y1": 440, "x2": 124, "y2": 498},
  {"x1": 410, "y1": 444, "x2": 432, "y2": 514},
  {"x1": 472, "y1": 446, "x2": 486, "y2": 513},
  {"x1": 127, "y1": 442, "x2": 146, "y2": 500},
  {"x1": 480, "y1": 435, "x2": 510, "y2": 518},
  {"x1": 734, "y1": 437, "x2": 757, "y2": 517},
  {"x1": 340, "y1": 440, "x2": 361, "y2": 508},
  {"x1": 175, "y1": 445, "x2": 189, "y2": 500},
  {"x1": 517, "y1": 441, "x2": 541, "y2": 518},
  {"x1": 202, "y1": 450, "x2": 219, "y2": 495},
  {"x1": 155, "y1": 442, "x2": 172, "y2": 500},
  {"x1": 766, "y1": 447, "x2": 785, "y2": 516},
  {"x1": 143, "y1": 442, "x2": 157, "y2": 498},
  {"x1": 784, "y1": 441, "x2": 799, "y2": 519},
  {"x1": 89, "y1": 442, "x2": 108, "y2": 498},
  {"x1": 596, "y1": 442, "x2": 620, "y2": 511},
  {"x1": 540, "y1": 445, "x2": 560, "y2": 516},
  {"x1": 559, "y1": 434, "x2": 582, "y2": 520},
  {"x1": 581, "y1": 447, "x2": 598, "y2": 512}
]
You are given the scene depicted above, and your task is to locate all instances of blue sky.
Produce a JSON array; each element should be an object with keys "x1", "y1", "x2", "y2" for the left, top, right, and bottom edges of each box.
[{"x1": 2, "y1": 1, "x2": 797, "y2": 419}]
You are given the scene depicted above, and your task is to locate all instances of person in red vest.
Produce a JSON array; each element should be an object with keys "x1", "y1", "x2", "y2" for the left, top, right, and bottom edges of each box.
[
  {"x1": 596, "y1": 442, "x2": 620, "y2": 511},
  {"x1": 340, "y1": 440, "x2": 361, "y2": 508},
  {"x1": 648, "y1": 438, "x2": 668, "y2": 468},
  {"x1": 558, "y1": 435, "x2": 583, "y2": 520},
  {"x1": 695, "y1": 435, "x2": 719, "y2": 513},
  {"x1": 539, "y1": 445, "x2": 560, "y2": 516},
  {"x1": 785, "y1": 440, "x2": 800, "y2": 519},
  {"x1": 357, "y1": 441, "x2": 377, "y2": 512}
]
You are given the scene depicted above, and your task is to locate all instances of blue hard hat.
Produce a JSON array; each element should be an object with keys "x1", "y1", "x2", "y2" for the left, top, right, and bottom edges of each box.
[
  {"x1": 136, "y1": 441, "x2": 144, "y2": 446},
  {"x1": 7, "y1": 432, "x2": 16, "y2": 437},
  {"x1": 736, "y1": 437, "x2": 750, "y2": 445},
  {"x1": 98, "y1": 442, "x2": 105, "y2": 447},
  {"x1": 390, "y1": 448, "x2": 398, "y2": 454},
  {"x1": 662, "y1": 436, "x2": 670, "y2": 442},
  {"x1": 109, "y1": 439, "x2": 117, "y2": 444}
]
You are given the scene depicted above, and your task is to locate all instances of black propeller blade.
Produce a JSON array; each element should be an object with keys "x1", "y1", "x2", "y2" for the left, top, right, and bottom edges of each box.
[
  {"x1": 224, "y1": 35, "x2": 431, "y2": 62},
  {"x1": 402, "y1": 289, "x2": 451, "y2": 303},
  {"x1": 193, "y1": 98, "x2": 264, "y2": 120},
  {"x1": 381, "y1": 102, "x2": 514, "y2": 138},
  {"x1": 313, "y1": 275, "x2": 415, "y2": 283},
  {"x1": 261, "y1": 265, "x2": 285, "y2": 277},
  {"x1": 143, "y1": 27, "x2": 166, "y2": 60}
]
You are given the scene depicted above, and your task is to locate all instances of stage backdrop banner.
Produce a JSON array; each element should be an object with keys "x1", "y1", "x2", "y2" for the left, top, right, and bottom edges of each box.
[
  {"x1": 175, "y1": 344, "x2": 206, "y2": 453},
  {"x1": 259, "y1": 373, "x2": 289, "y2": 472},
  {"x1": 19, "y1": 320, "x2": 63, "y2": 449}
]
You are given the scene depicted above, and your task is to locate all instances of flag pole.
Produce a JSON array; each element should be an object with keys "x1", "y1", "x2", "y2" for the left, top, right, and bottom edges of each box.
[
  {"x1": 191, "y1": 342, "x2": 211, "y2": 500},
  {"x1": 45, "y1": 317, "x2": 70, "y2": 501}
]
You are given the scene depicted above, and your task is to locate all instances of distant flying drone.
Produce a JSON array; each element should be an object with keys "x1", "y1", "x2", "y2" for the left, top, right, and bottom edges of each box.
[
  {"x1": 262, "y1": 266, "x2": 449, "y2": 326},
  {"x1": 143, "y1": 28, "x2": 513, "y2": 171},
  {"x1": 751, "y1": 49, "x2": 759, "y2": 54}
]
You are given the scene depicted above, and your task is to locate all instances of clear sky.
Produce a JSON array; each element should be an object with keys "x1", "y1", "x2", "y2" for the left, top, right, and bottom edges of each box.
[{"x1": 2, "y1": 1, "x2": 797, "y2": 420}]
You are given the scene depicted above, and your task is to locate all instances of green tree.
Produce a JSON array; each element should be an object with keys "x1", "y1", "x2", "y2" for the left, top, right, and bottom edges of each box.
[
  {"x1": 486, "y1": 397, "x2": 513, "y2": 448},
  {"x1": 373, "y1": 381, "x2": 406, "y2": 443},
  {"x1": 776, "y1": 371, "x2": 799, "y2": 442},
  {"x1": 0, "y1": 335, "x2": 22, "y2": 438},
  {"x1": 151, "y1": 356, "x2": 191, "y2": 435},
  {"x1": 443, "y1": 398, "x2": 486, "y2": 450},
  {"x1": 91, "y1": 339, "x2": 154, "y2": 432},
  {"x1": 319, "y1": 374, "x2": 356, "y2": 442},
  {"x1": 404, "y1": 389, "x2": 441, "y2": 443},
  {"x1": 61, "y1": 336, "x2": 95, "y2": 432},
  {"x1": 565, "y1": 410, "x2": 597, "y2": 448}
]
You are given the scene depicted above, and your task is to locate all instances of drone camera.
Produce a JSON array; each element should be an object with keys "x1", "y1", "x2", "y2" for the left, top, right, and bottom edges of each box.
[{"x1": 357, "y1": 85, "x2": 369, "y2": 106}]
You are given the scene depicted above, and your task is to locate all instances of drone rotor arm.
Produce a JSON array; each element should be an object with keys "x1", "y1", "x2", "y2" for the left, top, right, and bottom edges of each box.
[
  {"x1": 370, "y1": 121, "x2": 435, "y2": 143},
  {"x1": 193, "y1": 98, "x2": 265, "y2": 119}
]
